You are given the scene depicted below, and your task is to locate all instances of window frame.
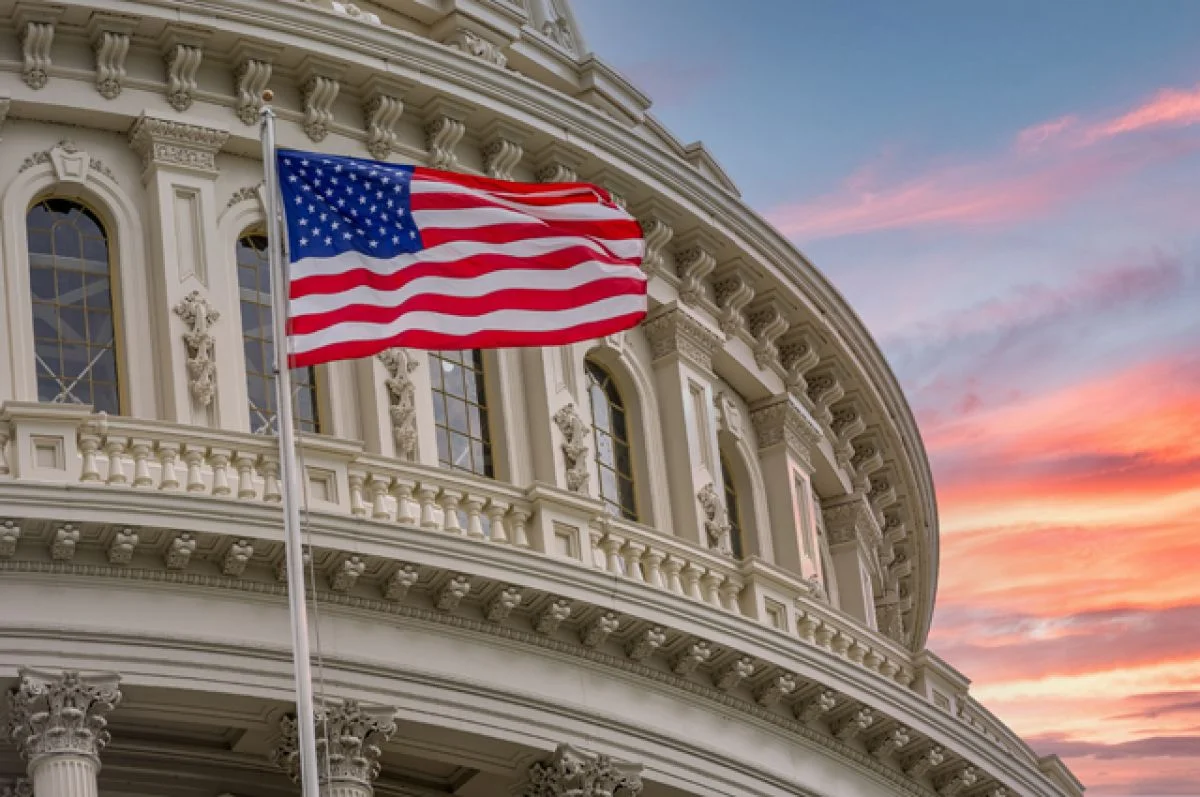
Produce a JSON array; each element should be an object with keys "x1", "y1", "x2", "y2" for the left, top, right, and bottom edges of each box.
[
  {"x1": 720, "y1": 452, "x2": 746, "y2": 559},
  {"x1": 428, "y1": 348, "x2": 496, "y2": 478},
  {"x1": 585, "y1": 357, "x2": 640, "y2": 522}
]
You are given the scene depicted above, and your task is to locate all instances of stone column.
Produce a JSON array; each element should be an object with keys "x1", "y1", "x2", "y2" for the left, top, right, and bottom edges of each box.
[
  {"x1": 643, "y1": 302, "x2": 724, "y2": 548},
  {"x1": 7, "y1": 669, "x2": 122, "y2": 797},
  {"x1": 523, "y1": 744, "x2": 643, "y2": 796},
  {"x1": 749, "y1": 394, "x2": 824, "y2": 576},
  {"x1": 272, "y1": 700, "x2": 397, "y2": 797},
  {"x1": 128, "y1": 114, "x2": 231, "y2": 428}
]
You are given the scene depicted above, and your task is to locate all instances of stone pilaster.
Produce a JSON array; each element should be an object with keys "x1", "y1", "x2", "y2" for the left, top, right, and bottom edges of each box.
[
  {"x1": 523, "y1": 744, "x2": 643, "y2": 797},
  {"x1": 7, "y1": 669, "x2": 122, "y2": 797},
  {"x1": 128, "y1": 114, "x2": 234, "y2": 429},
  {"x1": 822, "y1": 492, "x2": 882, "y2": 627},
  {"x1": 643, "y1": 302, "x2": 723, "y2": 548},
  {"x1": 272, "y1": 700, "x2": 397, "y2": 797},
  {"x1": 749, "y1": 393, "x2": 824, "y2": 577}
]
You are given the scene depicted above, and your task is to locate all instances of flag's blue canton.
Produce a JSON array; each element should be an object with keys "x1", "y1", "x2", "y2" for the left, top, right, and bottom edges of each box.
[{"x1": 277, "y1": 149, "x2": 423, "y2": 262}]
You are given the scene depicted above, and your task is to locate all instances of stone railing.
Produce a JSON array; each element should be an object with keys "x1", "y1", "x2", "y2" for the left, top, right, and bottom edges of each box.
[{"x1": 0, "y1": 402, "x2": 912, "y2": 689}]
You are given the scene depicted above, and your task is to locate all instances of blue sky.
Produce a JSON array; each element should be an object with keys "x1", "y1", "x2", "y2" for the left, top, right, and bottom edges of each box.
[{"x1": 572, "y1": 3, "x2": 1200, "y2": 795}]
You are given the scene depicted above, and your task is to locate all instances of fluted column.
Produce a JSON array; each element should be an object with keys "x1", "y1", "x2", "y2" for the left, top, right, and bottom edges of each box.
[
  {"x1": 7, "y1": 669, "x2": 122, "y2": 797},
  {"x1": 523, "y1": 744, "x2": 643, "y2": 796},
  {"x1": 272, "y1": 700, "x2": 397, "y2": 797}
]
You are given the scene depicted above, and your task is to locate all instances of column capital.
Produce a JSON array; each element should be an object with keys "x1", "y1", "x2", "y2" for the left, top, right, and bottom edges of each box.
[
  {"x1": 642, "y1": 302, "x2": 722, "y2": 372},
  {"x1": 128, "y1": 114, "x2": 229, "y2": 178},
  {"x1": 749, "y1": 393, "x2": 822, "y2": 467},
  {"x1": 8, "y1": 669, "x2": 122, "y2": 767},
  {"x1": 822, "y1": 492, "x2": 882, "y2": 550},
  {"x1": 273, "y1": 699, "x2": 397, "y2": 795},
  {"x1": 523, "y1": 743, "x2": 643, "y2": 797}
]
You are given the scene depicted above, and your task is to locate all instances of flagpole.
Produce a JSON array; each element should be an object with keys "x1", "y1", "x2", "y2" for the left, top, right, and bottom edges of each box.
[{"x1": 260, "y1": 99, "x2": 323, "y2": 797}]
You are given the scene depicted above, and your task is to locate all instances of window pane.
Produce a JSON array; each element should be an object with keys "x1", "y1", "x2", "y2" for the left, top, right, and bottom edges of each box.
[
  {"x1": 585, "y1": 359, "x2": 638, "y2": 521},
  {"x1": 429, "y1": 350, "x2": 494, "y2": 477},
  {"x1": 238, "y1": 234, "x2": 320, "y2": 434},
  {"x1": 27, "y1": 199, "x2": 119, "y2": 413}
]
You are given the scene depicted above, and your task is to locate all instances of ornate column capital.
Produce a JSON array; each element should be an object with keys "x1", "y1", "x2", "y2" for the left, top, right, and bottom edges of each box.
[
  {"x1": 749, "y1": 393, "x2": 822, "y2": 466},
  {"x1": 272, "y1": 699, "x2": 397, "y2": 797},
  {"x1": 642, "y1": 302, "x2": 722, "y2": 372},
  {"x1": 128, "y1": 114, "x2": 229, "y2": 178},
  {"x1": 8, "y1": 669, "x2": 122, "y2": 768},
  {"x1": 821, "y1": 492, "x2": 882, "y2": 551},
  {"x1": 523, "y1": 743, "x2": 643, "y2": 797}
]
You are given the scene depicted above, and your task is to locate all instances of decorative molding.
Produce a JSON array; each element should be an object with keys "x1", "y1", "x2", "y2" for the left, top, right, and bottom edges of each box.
[
  {"x1": 230, "y1": 42, "x2": 280, "y2": 126},
  {"x1": 779, "y1": 329, "x2": 821, "y2": 395},
  {"x1": 0, "y1": 520, "x2": 19, "y2": 557},
  {"x1": 225, "y1": 183, "x2": 264, "y2": 210},
  {"x1": 8, "y1": 668, "x2": 122, "y2": 766},
  {"x1": 161, "y1": 29, "x2": 208, "y2": 112},
  {"x1": 19, "y1": 140, "x2": 117, "y2": 184},
  {"x1": 625, "y1": 626, "x2": 666, "y2": 661},
  {"x1": 822, "y1": 493, "x2": 881, "y2": 549},
  {"x1": 482, "y1": 126, "x2": 525, "y2": 180},
  {"x1": 696, "y1": 482, "x2": 732, "y2": 555},
  {"x1": 805, "y1": 370, "x2": 845, "y2": 427},
  {"x1": 581, "y1": 611, "x2": 621, "y2": 648},
  {"x1": 173, "y1": 291, "x2": 220, "y2": 408},
  {"x1": 444, "y1": 29, "x2": 508, "y2": 68},
  {"x1": 552, "y1": 403, "x2": 590, "y2": 494},
  {"x1": 128, "y1": 115, "x2": 230, "y2": 176},
  {"x1": 637, "y1": 217, "x2": 673, "y2": 278},
  {"x1": 273, "y1": 699, "x2": 396, "y2": 790},
  {"x1": 869, "y1": 726, "x2": 911, "y2": 760},
  {"x1": 832, "y1": 707, "x2": 876, "y2": 741},
  {"x1": 749, "y1": 394, "x2": 823, "y2": 462},
  {"x1": 754, "y1": 673, "x2": 798, "y2": 707},
  {"x1": 712, "y1": 265, "x2": 756, "y2": 338},
  {"x1": 106, "y1": 527, "x2": 138, "y2": 565},
  {"x1": 674, "y1": 246, "x2": 716, "y2": 306},
  {"x1": 485, "y1": 585, "x2": 523, "y2": 622},
  {"x1": 713, "y1": 391, "x2": 744, "y2": 442},
  {"x1": 377, "y1": 348, "x2": 419, "y2": 461},
  {"x1": 301, "y1": 69, "x2": 342, "y2": 143},
  {"x1": 904, "y1": 745, "x2": 946, "y2": 778},
  {"x1": 425, "y1": 103, "x2": 468, "y2": 170},
  {"x1": 50, "y1": 524, "x2": 79, "y2": 561},
  {"x1": 535, "y1": 147, "x2": 586, "y2": 184},
  {"x1": 747, "y1": 297, "x2": 790, "y2": 370},
  {"x1": 361, "y1": 76, "x2": 411, "y2": 161},
  {"x1": 14, "y1": 4, "x2": 62, "y2": 90},
  {"x1": 642, "y1": 304, "x2": 722, "y2": 371},
  {"x1": 88, "y1": 14, "x2": 139, "y2": 100},
  {"x1": 523, "y1": 743, "x2": 643, "y2": 797},
  {"x1": 713, "y1": 656, "x2": 756, "y2": 691},
  {"x1": 936, "y1": 766, "x2": 978, "y2": 797}
]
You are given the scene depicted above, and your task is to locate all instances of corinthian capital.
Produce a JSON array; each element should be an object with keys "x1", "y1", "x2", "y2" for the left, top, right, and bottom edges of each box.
[
  {"x1": 524, "y1": 743, "x2": 643, "y2": 797},
  {"x1": 8, "y1": 669, "x2": 122, "y2": 766},
  {"x1": 273, "y1": 699, "x2": 397, "y2": 795},
  {"x1": 642, "y1": 302, "x2": 722, "y2": 372},
  {"x1": 749, "y1": 394, "x2": 823, "y2": 466}
]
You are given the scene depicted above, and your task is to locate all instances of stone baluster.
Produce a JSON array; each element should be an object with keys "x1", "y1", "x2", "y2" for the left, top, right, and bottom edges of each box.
[
  {"x1": 439, "y1": 489, "x2": 463, "y2": 533},
  {"x1": 391, "y1": 480, "x2": 416, "y2": 524},
  {"x1": 661, "y1": 557, "x2": 684, "y2": 595},
  {"x1": 78, "y1": 432, "x2": 102, "y2": 483},
  {"x1": 259, "y1": 457, "x2": 282, "y2": 502},
  {"x1": 8, "y1": 669, "x2": 122, "y2": 797},
  {"x1": 416, "y1": 484, "x2": 439, "y2": 529},
  {"x1": 129, "y1": 440, "x2": 153, "y2": 487},
  {"x1": 367, "y1": 475, "x2": 391, "y2": 520},
  {"x1": 485, "y1": 500, "x2": 509, "y2": 544},
  {"x1": 620, "y1": 541, "x2": 646, "y2": 582},
  {"x1": 508, "y1": 506, "x2": 531, "y2": 548},
  {"x1": 272, "y1": 700, "x2": 396, "y2": 797},
  {"x1": 718, "y1": 579, "x2": 743, "y2": 613},
  {"x1": 599, "y1": 533, "x2": 624, "y2": 574},
  {"x1": 641, "y1": 548, "x2": 665, "y2": 589},
  {"x1": 209, "y1": 449, "x2": 231, "y2": 496},
  {"x1": 700, "y1": 569, "x2": 723, "y2": 606},
  {"x1": 157, "y1": 443, "x2": 180, "y2": 490},
  {"x1": 182, "y1": 445, "x2": 206, "y2": 492},
  {"x1": 348, "y1": 472, "x2": 367, "y2": 516},
  {"x1": 463, "y1": 496, "x2": 486, "y2": 539},
  {"x1": 681, "y1": 563, "x2": 704, "y2": 601}
]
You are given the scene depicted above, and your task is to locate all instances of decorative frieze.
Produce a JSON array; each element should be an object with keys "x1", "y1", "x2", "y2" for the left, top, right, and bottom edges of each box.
[
  {"x1": 424, "y1": 100, "x2": 469, "y2": 171},
  {"x1": 173, "y1": 291, "x2": 220, "y2": 408},
  {"x1": 524, "y1": 744, "x2": 643, "y2": 797},
  {"x1": 299, "y1": 59, "x2": 344, "y2": 143},
  {"x1": 552, "y1": 403, "x2": 590, "y2": 493},
  {"x1": 642, "y1": 304, "x2": 722, "y2": 371},
  {"x1": 273, "y1": 699, "x2": 396, "y2": 795},
  {"x1": 674, "y1": 246, "x2": 716, "y2": 306},
  {"x1": 88, "y1": 14, "x2": 138, "y2": 100},
  {"x1": 128, "y1": 115, "x2": 230, "y2": 176},
  {"x1": 746, "y1": 297, "x2": 790, "y2": 370},
  {"x1": 8, "y1": 669, "x2": 122, "y2": 767},
  {"x1": 231, "y1": 42, "x2": 280, "y2": 126},
  {"x1": 377, "y1": 348, "x2": 419, "y2": 461},
  {"x1": 749, "y1": 394, "x2": 823, "y2": 463},
  {"x1": 696, "y1": 482, "x2": 732, "y2": 554},
  {"x1": 444, "y1": 28, "x2": 508, "y2": 68},
  {"x1": 14, "y1": 4, "x2": 62, "y2": 90},
  {"x1": 161, "y1": 29, "x2": 208, "y2": 112},
  {"x1": 712, "y1": 266, "x2": 756, "y2": 338}
]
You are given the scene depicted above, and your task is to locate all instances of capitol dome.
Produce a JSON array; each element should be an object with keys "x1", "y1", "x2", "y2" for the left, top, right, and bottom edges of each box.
[{"x1": 0, "y1": 1, "x2": 1083, "y2": 796}]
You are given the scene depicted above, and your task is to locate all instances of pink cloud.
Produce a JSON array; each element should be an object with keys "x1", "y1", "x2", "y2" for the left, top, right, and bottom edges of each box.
[{"x1": 770, "y1": 79, "x2": 1200, "y2": 240}]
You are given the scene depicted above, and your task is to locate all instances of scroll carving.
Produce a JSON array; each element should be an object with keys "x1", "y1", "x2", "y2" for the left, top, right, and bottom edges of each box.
[
  {"x1": 364, "y1": 93, "x2": 404, "y2": 161},
  {"x1": 164, "y1": 43, "x2": 203, "y2": 112},
  {"x1": 638, "y1": 218, "x2": 673, "y2": 278},
  {"x1": 302, "y1": 75, "x2": 341, "y2": 143},
  {"x1": 173, "y1": 290, "x2": 220, "y2": 407},
  {"x1": 426, "y1": 114, "x2": 466, "y2": 170}
]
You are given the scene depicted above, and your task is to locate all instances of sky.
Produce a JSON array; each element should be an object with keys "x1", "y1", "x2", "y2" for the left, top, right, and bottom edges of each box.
[{"x1": 572, "y1": 2, "x2": 1200, "y2": 795}]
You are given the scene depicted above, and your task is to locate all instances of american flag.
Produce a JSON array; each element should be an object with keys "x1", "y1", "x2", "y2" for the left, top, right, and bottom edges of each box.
[{"x1": 276, "y1": 149, "x2": 647, "y2": 367}]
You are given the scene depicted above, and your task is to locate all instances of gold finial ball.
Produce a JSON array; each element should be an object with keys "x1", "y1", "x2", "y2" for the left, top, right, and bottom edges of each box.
[{"x1": 262, "y1": 89, "x2": 275, "y2": 102}]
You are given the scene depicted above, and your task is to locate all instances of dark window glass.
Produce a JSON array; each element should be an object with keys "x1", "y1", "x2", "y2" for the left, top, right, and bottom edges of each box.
[
  {"x1": 237, "y1": 234, "x2": 320, "y2": 434},
  {"x1": 722, "y1": 454, "x2": 745, "y2": 559},
  {"x1": 429, "y1": 349, "x2": 493, "y2": 477},
  {"x1": 585, "y1": 359, "x2": 638, "y2": 521},
  {"x1": 27, "y1": 199, "x2": 120, "y2": 413}
]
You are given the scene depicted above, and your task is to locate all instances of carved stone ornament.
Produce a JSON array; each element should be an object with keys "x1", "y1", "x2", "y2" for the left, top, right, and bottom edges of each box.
[
  {"x1": 425, "y1": 114, "x2": 466, "y2": 171},
  {"x1": 523, "y1": 743, "x2": 643, "y2": 797},
  {"x1": 8, "y1": 669, "x2": 122, "y2": 765},
  {"x1": 364, "y1": 92, "x2": 404, "y2": 161},
  {"x1": 128, "y1": 115, "x2": 230, "y2": 175},
  {"x1": 749, "y1": 394, "x2": 823, "y2": 460},
  {"x1": 552, "y1": 403, "x2": 591, "y2": 493},
  {"x1": 483, "y1": 134, "x2": 524, "y2": 180},
  {"x1": 377, "y1": 348, "x2": 419, "y2": 461},
  {"x1": 302, "y1": 74, "x2": 340, "y2": 143},
  {"x1": 88, "y1": 15, "x2": 139, "y2": 100},
  {"x1": 747, "y1": 299, "x2": 790, "y2": 370},
  {"x1": 225, "y1": 183, "x2": 264, "y2": 211},
  {"x1": 713, "y1": 390, "x2": 743, "y2": 441},
  {"x1": 333, "y1": 1, "x2": 381, "y2": 24},
  {"x1": 712, "y1": 270, "x2": 755, "y2": 338},
  {"x1": 15, "y1": 5, "x2": 61, "y2": 91},
  {"x1": 273, "y1": 700, "x2": 397, "y2": 790},
  {"x1": 637, "y1": 217, "x2": 673, "y2": 278},
  {"x1": 0, "y1": 779, "x2": 32, "y2": 797},
  {"x1": 821, "y1": 493, "x2": 881, "y2": 549},
  {"x1": 233, "y1": 54, "x2": 275, "y2": 126},
  {"x1": 696, "y1": 482, "x2": 732, "y2": 555},
  {"x1": 674, "y1": 246, "x2": 716, "y2": 306},
  {"x1": 173, "y1": 290, "x2": 220, "y2": 407},
  {"x1": 642, "y1": 305, "x2": 722, "y2": 370},
  {"x1": 164, "y1": 41, "x2": 204, "y2": 112},
  {"x1": 444, "y1": 29, "x2": 508, "y2": 68},
  {"x1": 19, "y1": 140, "x2": 117, "y2": 184}
]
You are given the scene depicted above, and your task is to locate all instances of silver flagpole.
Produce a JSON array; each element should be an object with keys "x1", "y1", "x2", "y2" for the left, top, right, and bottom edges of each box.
[{"x1": 260, "y1": 98, "x2": 323, "y2": 797}]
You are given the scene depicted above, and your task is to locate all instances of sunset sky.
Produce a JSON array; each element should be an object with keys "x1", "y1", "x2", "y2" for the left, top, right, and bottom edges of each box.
[{"x1": 575, "y1": 2, "x2": 1200, "y2": 794}]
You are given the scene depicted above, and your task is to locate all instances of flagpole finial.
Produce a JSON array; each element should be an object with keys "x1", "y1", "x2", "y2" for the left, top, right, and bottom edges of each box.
[{"x1": 262, "y1": 89, "x2": 275, "y2": 102}]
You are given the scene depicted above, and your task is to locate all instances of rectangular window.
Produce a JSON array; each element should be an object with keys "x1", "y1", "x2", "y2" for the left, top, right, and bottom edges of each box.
[{"x1": 429, "y1": 349, "x2": 494, "y2": 477}]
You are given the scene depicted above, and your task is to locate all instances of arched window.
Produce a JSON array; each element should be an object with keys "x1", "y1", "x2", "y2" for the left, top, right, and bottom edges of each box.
[
  {"x1": 585, "y1": 359, "x2": 638, "y2": 521},
  {"x1": 430, "y1": 349, "x2": 494, "y2": 477},
  {"x1": 721, "y1": 454, "x2": 745, "y2": 559},
  {"x1": 237, "y1": 233, "x2": 320, "y2": 434},
  {"x1": 27, "y1": 198, "x2": 120, "y2": 413}
]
